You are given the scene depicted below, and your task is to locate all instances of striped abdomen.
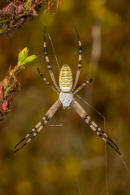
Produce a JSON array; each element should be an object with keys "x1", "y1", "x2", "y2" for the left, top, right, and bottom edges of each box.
[{"x1": 59, "y1": 65, "x2": 73, "y2": 92}]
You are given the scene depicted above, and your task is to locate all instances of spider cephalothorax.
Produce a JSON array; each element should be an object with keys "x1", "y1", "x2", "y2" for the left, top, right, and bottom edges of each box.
[{"x1": 14, "y1": 26, "x2": 121, "y2": 155}]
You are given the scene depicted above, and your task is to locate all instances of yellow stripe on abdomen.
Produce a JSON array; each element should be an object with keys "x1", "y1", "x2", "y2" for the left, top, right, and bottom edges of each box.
[{"x1": 59, "y1": 65, "x2": 73, "y2": 92}]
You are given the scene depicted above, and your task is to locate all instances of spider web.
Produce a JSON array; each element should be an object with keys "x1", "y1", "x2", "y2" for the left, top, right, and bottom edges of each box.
[{"x1": 39, "y1": 27, "x2": 129, "y2": 194}]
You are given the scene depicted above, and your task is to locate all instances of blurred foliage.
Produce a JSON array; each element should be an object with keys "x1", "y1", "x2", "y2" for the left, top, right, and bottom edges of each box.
[
  {"x1": 0, "y1": 0, "x2": 130, "y2": 195},
  {"x1": 0, "y1": 47, "x2": 37, "y2": 121},
  {"x1": 0, "y1": 0, "x2": 60, "y2": 34}
]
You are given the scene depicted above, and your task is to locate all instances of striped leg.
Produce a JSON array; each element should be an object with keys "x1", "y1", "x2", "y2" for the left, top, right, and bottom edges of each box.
[
  {"x1": 72, "y1": 98, "x2": 121, "y2": 155},
  {"x1": 43, "y1": 26, "x2": 60, "y2": 92},
  {"x1": 14, "y1": 99, "x2": 61, "y2": 153},
  {"x1": 37, "y1": 68, "x2": 58, "y2": 94},
  {"x1": 72, "y1": 26, "x2": 82, "y2": 90},
  {"x1": 74, "y1": 78, "x2": 93, "y2": 94}
]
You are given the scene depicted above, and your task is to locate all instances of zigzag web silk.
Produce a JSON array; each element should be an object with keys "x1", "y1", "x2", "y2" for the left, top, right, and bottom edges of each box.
[{"x1": 47, "y1": 32, "x2": 65, "y2": 128}]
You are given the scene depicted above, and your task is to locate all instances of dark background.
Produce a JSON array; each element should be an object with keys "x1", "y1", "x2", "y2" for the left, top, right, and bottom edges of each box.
[{"x1": 0, "y1": 0, "x2": 130, "y2": 194}]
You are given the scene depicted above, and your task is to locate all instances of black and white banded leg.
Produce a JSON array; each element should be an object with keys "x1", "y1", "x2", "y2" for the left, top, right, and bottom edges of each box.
[
  {"x1": 37, "y1": 67, "x2": 58, "y2": 94},
  {"x1": 74, "y1": 78, "x2": 93, "y2": 94},
  {"x1": 72, "y1": 98, "x2": 121, "y2": 155},
  {"x1": 14, "y1": 99, "x2": 61, "y2": 153},
  {"x1": 43, "y1": 26, "x2": 60, "y2": 92},
  {"x1": 73, "y1": 26, "x2": 82, "y2": 90}
]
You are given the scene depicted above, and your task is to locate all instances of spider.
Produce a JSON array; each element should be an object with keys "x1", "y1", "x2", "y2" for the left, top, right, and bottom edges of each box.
[{"x1": 14, "y1": 26, "x2": 121, "y2": 155}]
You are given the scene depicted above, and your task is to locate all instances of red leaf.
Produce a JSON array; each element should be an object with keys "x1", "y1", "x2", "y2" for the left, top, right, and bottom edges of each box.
[{"x1": 1, "y1": 100, "x2": 8, "y2": 112}]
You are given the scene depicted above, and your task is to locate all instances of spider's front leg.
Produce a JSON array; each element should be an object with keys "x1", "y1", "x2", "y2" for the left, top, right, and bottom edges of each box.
[
  {"x1": 74, "y1": 78, "x2": 93, "y2": 95},
  {"x1": 14, "y1": 99, "x2": 61, "y2": 153},
  {"x1": 37, "y1": 67, "x2": 58, "y2": 94},
  {"x1": 73, "y1": 26, "x2": 82, "y2": 90},
  {"x1": 72, "y1": 98, "x2": 121, "y2": 155},
  {"x1": 43, "y1": 26, "x2": 60, "y2": 93}
]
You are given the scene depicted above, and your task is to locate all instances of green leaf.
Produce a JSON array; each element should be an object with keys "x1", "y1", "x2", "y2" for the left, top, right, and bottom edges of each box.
[
  {"x1": 0, "y1": 19, "x2": 9, "y2": 24},
  {"x1": 22, "y1": 55, "x2": 37, "y2": 64},
  {"x1": 24, "y1": 0, "x2": 31, "y2": 11},
  {"x1": 18, "y1": 47, "x2": 29, "y2": 65},
  {"x1": 0, "y1": 25, "x2": 8, "y2": 34},
  {"x1": 16, "y1": 55, "x2": 37, "y2": 72}
]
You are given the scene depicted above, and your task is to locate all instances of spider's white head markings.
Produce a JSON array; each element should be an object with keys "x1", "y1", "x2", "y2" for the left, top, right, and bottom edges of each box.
[{"x1": 59, "y1": 65, "x2": 73, "y2": 108}]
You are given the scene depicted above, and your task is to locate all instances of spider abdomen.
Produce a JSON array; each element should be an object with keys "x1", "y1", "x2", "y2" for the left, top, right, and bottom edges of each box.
[{"x1": 59, "y1": 65, "x2": 73, "y2": 92}]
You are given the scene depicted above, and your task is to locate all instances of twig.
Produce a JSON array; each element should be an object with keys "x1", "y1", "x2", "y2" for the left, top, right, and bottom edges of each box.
[
  {"x1": 0, "y1": 47, "x2": 37, "y2": 121},
  {"x1": 0, "y1": 0, "x2": 60, "y2": 35}
]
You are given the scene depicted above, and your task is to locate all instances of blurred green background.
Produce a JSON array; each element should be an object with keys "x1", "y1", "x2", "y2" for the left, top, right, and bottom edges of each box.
[{"x1": 0, "y1": 0, "x2": 130, "y2": 194}]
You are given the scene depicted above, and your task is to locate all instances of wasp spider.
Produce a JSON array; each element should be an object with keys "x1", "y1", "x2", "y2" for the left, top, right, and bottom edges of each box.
[{"x1": 14, "y1": 26, "x2": 120, "y2": 155}]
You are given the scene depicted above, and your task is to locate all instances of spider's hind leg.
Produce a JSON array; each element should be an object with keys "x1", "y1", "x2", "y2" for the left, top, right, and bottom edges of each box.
[
  {"x1": 14, "y1": 99, "x2": 61, "y2": 153},
  {"x1": 72, "y1": 98, "x2": 121, "y2": 155}
]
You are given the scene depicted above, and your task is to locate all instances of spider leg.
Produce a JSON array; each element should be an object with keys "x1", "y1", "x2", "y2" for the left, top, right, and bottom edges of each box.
[
  {"x1": 43, "y1": 26, "x2": 60, "y2": 92},
  {"x1": 37, "y1": 68, "x2": 58, "y2": 94},
  {"x1": 72, "y1": 26, "x2": 82, "y2": 90},
  {"x1": 74, "y1": 78, "x2": 93, "y2": 94},
  {"x1": 14, "y1": 99, "x2": 61, "y2": 153},
  {"x1": 72, "y1": 98, "x2": 121, "y2": 155}
]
